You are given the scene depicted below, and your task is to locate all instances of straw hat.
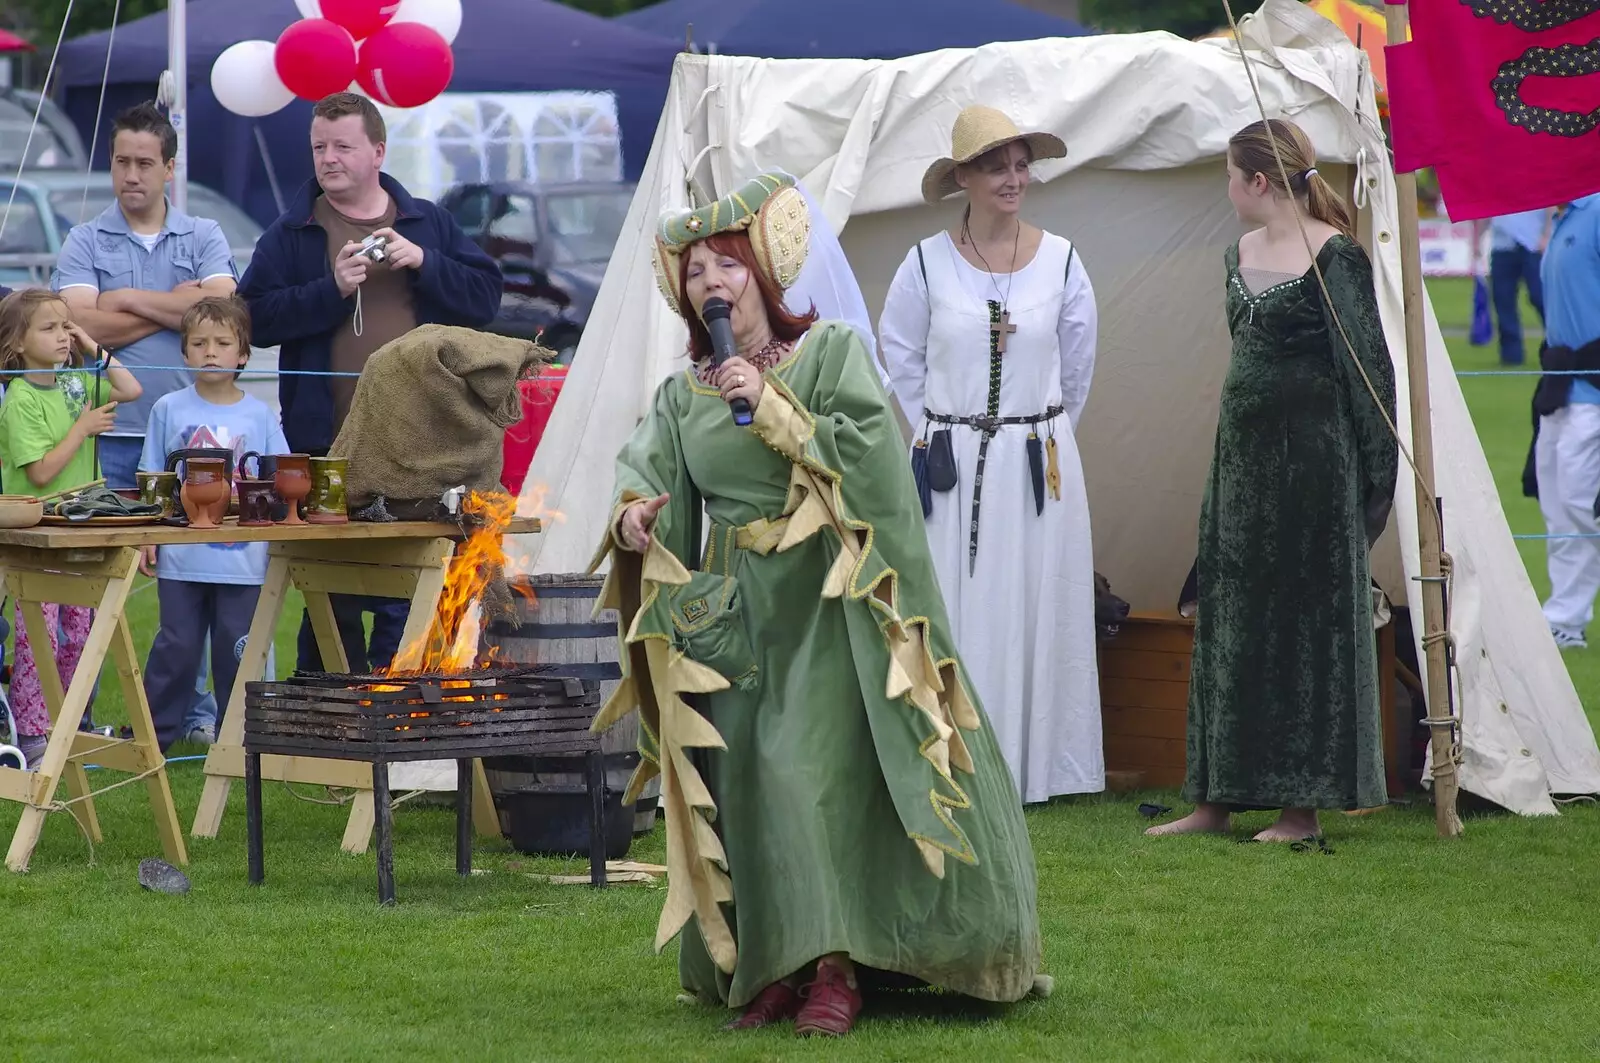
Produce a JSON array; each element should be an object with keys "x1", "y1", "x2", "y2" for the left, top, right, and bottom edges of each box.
[
  {"x1": 920, "y1": 105, "x2": 1067, "y2": 205},
  {"x1": 652, "y1": 172, "x2": 811, "y2": 316}
]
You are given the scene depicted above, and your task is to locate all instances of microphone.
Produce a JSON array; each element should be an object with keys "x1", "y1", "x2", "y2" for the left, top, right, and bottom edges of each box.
[{"x1": 700, "y1": 296, "x2": 753, "y2": 426}]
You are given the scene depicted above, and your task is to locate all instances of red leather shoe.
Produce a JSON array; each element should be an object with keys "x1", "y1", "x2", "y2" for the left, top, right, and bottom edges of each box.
[
  {"x1": 723, "y1": 982, "x2": 802, "y2": 1030},
  {"x1": 794, "y1": 963, "x2": 862, "y2": 1037}
]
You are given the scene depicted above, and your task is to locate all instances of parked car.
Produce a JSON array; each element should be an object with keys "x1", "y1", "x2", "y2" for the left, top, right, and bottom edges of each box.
[
  {"x1": 0, "y1": 172, "x2": 262, "y2": 289},
  {"x1": 437, "y1": 180, "x2": 635, "y2": 361},
  {"x1": 0, "y1": 89, "x2": 87, "y2": 173}
]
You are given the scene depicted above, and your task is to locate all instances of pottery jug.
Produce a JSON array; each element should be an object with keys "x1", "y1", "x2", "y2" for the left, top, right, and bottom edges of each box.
[{"x1": 307, "y1": 457, "x2": 350, "y2": 525}]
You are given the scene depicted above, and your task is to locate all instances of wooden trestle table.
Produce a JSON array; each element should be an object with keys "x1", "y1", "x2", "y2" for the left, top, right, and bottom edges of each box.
[{"x1": 0, "y1": 517, "x2": 539, "y2": 872}]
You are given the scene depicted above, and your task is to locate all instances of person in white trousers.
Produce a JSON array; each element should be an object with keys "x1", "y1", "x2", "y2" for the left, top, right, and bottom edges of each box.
[{"x1": 1533, "y1": 194, "x2": 1600, "y2": 649}]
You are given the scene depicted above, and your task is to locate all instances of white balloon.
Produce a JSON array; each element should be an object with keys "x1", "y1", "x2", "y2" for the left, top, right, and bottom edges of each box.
[
  {"x1": 211, "y1": 40, "x2": 295, "y2": 118},
  {"x1": 294, "y1": 0, "x2": 322, "y2": 17},
  {"x1": 390, "y1": 0, "x2": 462, "y2": 45}
]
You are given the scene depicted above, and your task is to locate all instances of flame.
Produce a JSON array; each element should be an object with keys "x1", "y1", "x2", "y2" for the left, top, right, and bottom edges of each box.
[
  {"x1": 516, "y1": 481, "x2": 565, "y2": 526},
  {"x1": 379, "y1": 485, "x2": 564, "y2": 677}
]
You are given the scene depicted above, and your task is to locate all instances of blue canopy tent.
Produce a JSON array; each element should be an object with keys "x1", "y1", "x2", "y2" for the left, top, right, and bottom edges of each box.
[
  {"x1": 616, "y1": 0, "x2": 1090, "y2": 58},
  {"x1": 56, "y1": 0, "x2": 680, "y2": 227}
]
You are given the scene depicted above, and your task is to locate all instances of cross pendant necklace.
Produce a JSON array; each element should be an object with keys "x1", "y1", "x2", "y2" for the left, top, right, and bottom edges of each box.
[
  {"x1": 991, "y1": 309, "x2": 1017, "y2": 354},
  {"x1": 965, "y1": 213, "x2": 1020, "y2": 354}
]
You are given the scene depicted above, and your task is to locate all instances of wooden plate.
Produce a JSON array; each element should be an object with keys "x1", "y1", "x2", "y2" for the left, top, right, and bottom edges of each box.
[{"x1": 39, "y1": 513, "x2": 164, "y2": 527}]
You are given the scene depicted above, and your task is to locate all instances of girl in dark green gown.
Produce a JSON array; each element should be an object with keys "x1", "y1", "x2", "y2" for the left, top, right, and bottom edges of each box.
[{"x1": 1148, "y1": 120, "x2": 1398, "y2": 843}]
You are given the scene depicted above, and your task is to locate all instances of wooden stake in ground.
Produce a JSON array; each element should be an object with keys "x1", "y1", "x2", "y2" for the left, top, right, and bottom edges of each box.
[{"x1": 1386, "y1": 1, "x2": 1462, "y2": 838}]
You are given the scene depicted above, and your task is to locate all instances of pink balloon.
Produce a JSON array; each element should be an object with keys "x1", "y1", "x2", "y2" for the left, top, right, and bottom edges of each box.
[
  {"x1": 275, "y1": 19, "x2": 359, "y2": 101},
  {"x1": 320, "y1": 0, "x2": 401, "y2": 40},
  {"x1": 356, "y1": 22, "x2": 454, "y2": 108}
]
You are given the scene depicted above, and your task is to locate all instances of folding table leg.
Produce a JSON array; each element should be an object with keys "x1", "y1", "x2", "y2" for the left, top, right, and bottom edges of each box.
[
  {"x1": 4, "y1": 547, "x2": 181, "y2": 872},
  {"x1": 194, "y1": 554, "x2": 290, "y2": 840}
]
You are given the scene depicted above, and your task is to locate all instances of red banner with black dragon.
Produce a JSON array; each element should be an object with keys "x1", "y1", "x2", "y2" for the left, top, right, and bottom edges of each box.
[{"x1": 1388, "y1": 0, "x2": 1600, "y2": 219}]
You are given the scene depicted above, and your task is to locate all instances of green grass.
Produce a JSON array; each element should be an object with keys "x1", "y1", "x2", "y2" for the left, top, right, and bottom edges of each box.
[{"x1": 4, "y1": 278, "x2": 1599, "y2": 1062}]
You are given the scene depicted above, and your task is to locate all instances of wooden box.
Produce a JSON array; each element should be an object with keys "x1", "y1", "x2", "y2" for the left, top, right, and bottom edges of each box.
[
  {"x1": 1098, "y1": 612, "x2": 1193, "y2": 789},
  {"x1": 1096, "y1": 611, "x2": 1403, "y2": 797}
]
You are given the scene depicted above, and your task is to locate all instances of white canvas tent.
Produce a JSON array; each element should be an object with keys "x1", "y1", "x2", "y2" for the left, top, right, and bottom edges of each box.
[{"x1": 513, "y1": 0, "x2": 1600, "y2": 816}]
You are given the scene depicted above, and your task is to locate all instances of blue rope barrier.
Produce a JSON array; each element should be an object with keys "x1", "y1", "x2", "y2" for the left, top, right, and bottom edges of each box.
[
  {"x1": 0, "y1": 365, "x2": 363, "y2": 379},
  {"x1": 1457, "y1": 369, "x2": 1578, "y2": 377},
  {"x1": 81, "y1": 753, "x2": 208, "y2": 770},
  {"x1": 0, "y1": 365, "x2": 1565, "y2": 381},
  {"x1": 1513, "y1": 533, "x2": 1600, "y2": 541}
]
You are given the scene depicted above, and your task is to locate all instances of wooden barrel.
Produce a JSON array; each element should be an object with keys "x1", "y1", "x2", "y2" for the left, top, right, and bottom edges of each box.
[
  {"x1": 486, "y1": 574, "x2": 628, "y2": 746},
  {"x1": 483, "y1": 573, "x2": 661, "y2": 833}
]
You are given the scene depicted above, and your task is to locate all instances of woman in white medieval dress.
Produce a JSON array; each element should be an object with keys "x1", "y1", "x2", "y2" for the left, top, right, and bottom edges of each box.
[{"x1": 879, "y1": 104, "x2": 1103, "y2": 804}]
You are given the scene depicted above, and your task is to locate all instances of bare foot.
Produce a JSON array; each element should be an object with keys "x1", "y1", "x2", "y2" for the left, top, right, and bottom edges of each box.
[
  {"x1": 1145, "y1": 806, "x2": 1231, "y2": 836},
  {"x1": 1252, "y1": 809, "x2": 1320, "y2": 842}
]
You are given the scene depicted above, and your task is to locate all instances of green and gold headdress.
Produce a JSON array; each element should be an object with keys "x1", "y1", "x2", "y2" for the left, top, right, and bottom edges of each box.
[{"x1": 653, "y1": 171, "x2": 811, "y2": 315}]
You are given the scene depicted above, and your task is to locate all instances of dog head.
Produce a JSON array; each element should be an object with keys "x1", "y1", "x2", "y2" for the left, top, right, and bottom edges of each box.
[{"x1": 1095, "y1": 571, "x2": 1131, "y2": 641}]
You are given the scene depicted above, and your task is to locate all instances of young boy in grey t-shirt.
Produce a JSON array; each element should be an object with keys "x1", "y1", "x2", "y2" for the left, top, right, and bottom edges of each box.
[{"x1": 139, "y1": 296, "x2": 287, "y2": 751}]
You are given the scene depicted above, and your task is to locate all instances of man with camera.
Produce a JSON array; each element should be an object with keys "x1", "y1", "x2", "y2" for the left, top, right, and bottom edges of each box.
[{"x1": 240, "y1": 91, "x2": 502, "y2": 673}]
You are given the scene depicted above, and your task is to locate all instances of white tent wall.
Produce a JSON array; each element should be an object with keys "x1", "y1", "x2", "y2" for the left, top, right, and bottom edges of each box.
[{"x1": 512, "y1": 0, "x2": 1600, "y2": 813}]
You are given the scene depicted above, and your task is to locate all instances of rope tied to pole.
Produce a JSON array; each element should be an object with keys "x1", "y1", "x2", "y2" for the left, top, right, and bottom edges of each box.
[{"x1": 34, "y1": 761, "x2": 168, "y2": 867}]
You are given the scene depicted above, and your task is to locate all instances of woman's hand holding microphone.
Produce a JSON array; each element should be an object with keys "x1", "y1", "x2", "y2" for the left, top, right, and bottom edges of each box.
[{"x1": 715, "y1": 356, "x2": 764, "y2": 412}]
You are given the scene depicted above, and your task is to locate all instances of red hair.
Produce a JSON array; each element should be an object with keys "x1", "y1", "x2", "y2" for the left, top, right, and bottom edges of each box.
[{"x1": 677, "y1": 230, "x2": 817, "y2": 362}]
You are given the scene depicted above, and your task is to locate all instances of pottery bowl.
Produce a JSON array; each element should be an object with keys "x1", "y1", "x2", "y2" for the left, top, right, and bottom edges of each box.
[{"x1": 0, "y1": 495, "x2": 44, "y2": 529}]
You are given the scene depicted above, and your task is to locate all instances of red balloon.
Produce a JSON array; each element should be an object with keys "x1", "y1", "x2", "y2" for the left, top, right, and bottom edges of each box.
[
  {"x1": 275, "y1": 19, "x2": 358, "y2": 102},
  {"x1": 356, "y1": 22, "x2": 454, "y2": 108},
  {"x1": 320, "y1": 0, "x2": 401, "y2": 41}
]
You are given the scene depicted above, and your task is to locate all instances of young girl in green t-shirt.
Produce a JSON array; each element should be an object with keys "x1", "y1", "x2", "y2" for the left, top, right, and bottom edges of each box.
[{"x1": 0, "y1": 289, "x2": 140, "y2": 768}]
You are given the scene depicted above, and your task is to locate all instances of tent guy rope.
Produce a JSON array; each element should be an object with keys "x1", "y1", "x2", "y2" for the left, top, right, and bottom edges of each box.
[
  {"x1": 77, "y1": 0, "x2": 125, "y2": 228},
  {"x1": 0, "y1": 0, "x2": 78, "y2": 246}
]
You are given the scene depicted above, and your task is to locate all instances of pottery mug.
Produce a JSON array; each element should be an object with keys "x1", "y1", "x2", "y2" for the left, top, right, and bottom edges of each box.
[
  {"x1": 236, "y1": 479, "x2": 276, "y2": 527},
  {"x1": 307, "y1": 456, "x2": 350, "y2": 525},
  {"x1": 239, "y1": 451, "x2": 288, "y2": 522},
  {"x1": 164, "y1": 446, "x2": 234, "y2": 483},
  {"x1": 136, "y1": 471, "x2": 178, "y2": 519}
]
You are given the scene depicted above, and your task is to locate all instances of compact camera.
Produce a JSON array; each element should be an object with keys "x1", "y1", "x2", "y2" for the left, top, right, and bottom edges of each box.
[{"x1": 357, "y1": 233, "x2": 389, "y2": 264}]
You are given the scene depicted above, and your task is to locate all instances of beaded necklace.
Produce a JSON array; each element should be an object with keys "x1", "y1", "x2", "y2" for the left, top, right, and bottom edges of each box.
[{"x1": 694, "y1": 336, "x2": 791, "y2": 385}]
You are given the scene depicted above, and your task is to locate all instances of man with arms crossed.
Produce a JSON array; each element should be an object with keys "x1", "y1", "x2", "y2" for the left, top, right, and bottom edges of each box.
[
  {"x1": 52, "y1": 101, "x2": 238, "y2": 742},
  {"x1": 53, "y1": 101, "x2": 238, "y2": 487}
]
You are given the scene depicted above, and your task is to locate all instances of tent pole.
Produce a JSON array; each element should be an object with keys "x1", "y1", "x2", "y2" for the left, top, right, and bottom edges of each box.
[
  {"x1": 167, "y1": 0, "x2": 188, "y2": 212},
  {"x1": 1386, "y1": 0, "x2": 1461, "y2": 838}
]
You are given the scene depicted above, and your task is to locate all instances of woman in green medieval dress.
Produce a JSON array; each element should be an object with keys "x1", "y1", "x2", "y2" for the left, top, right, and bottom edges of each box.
[
  {"x1": 1148, "y1": 120, "x2": 1399, "y2": 843},
  {"x1": 587, "y1": 173, "x2": 1044, "y2": 1036}
]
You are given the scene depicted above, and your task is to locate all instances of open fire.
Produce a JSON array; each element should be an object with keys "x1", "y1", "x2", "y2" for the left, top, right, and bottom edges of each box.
[
  {"x1": 348, "y1": 486, "x2": 562, "y2": 726},
  {"x1": 377, "y1": 485, "x2": 560, "y2": 680}
]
